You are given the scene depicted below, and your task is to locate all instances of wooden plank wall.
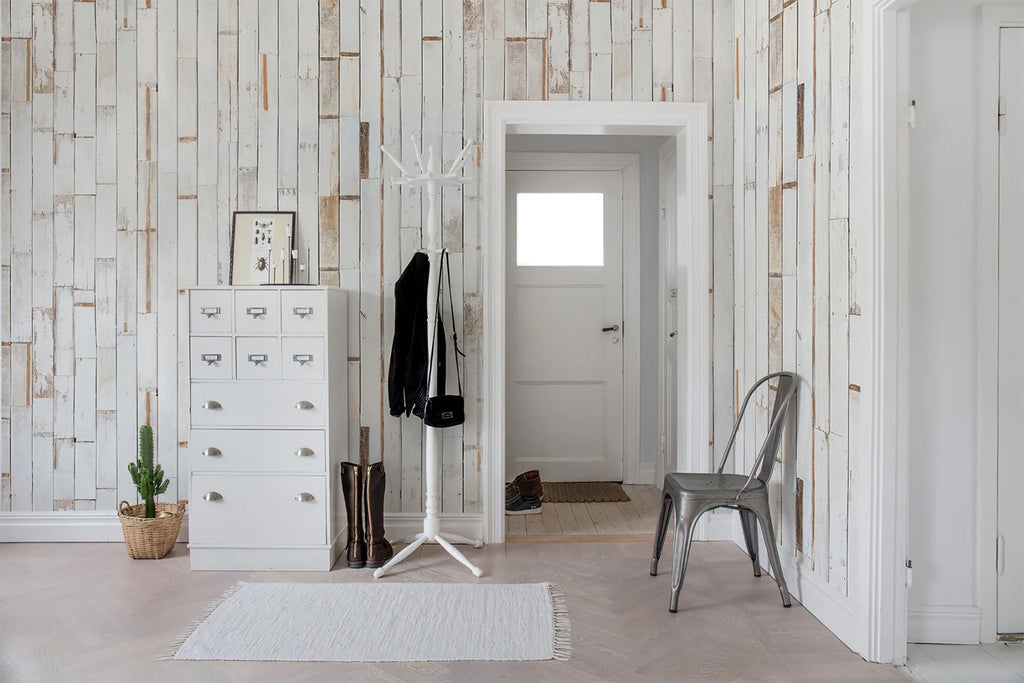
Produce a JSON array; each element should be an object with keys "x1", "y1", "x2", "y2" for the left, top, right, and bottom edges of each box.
[
  {"x1": 1, "y1": 0, "x2": 736, "y2": 518},
  {"x1": 732, "y1": 0, "x2": 857, "y2": 595}
]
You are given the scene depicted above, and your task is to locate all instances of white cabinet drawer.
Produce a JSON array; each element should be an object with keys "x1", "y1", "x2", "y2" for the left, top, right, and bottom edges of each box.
[
  {"x1": 235, "y1": 289, "x2": 280, "y2": 333},
  {"x1": 282, "y1": 337, "x2": 325, "y2": 380},
  {"x1": 236, "y1": 337, "x2": 281, "y2": 380},
  {"x1": 190, "y1": 429, "x2": 326, "y2": 473},
  {"x1": 190, "y1": 290, "x2": 233, "y2": 333},
  {"x1": 191, "y1": 382, "x2": 328, "y2": 427},
  {"x1": 191, "y1": 337, "x2": 233, "y2": 380},
  {"x1": 189, "y1": 474, "x2": 327, "y2": 546},
  {"x1": 281, "y1": 289, "x2": 327, "y2": 334}
]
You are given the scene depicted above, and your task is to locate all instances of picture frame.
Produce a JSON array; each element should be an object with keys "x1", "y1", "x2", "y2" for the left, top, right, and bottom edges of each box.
[{"x1": 229, "y1": 211, "x2": 296, "y2": 285}]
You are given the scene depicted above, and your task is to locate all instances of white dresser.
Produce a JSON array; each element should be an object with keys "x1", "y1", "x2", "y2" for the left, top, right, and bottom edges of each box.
[{"x1": 186, "y1": 286, "x2": 348, "y2": 571}]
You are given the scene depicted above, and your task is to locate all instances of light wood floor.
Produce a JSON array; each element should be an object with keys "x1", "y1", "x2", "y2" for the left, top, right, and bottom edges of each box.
[
  {"x1": 0, "y1": 540, "x2": 909, "y2": 682},
  {"x1": 506, "y1": 484, "x2": 665, "y2": 542}
]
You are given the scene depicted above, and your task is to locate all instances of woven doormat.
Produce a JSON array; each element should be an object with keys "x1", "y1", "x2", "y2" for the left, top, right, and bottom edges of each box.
[{"x1": 542, "y1": 482, "x2": 631, "y2": 503}]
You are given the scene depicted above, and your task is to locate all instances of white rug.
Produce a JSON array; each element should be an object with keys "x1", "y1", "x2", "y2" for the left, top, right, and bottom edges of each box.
[{"x1": 161, "y1": 581, "x2": 570, "y2": 662}]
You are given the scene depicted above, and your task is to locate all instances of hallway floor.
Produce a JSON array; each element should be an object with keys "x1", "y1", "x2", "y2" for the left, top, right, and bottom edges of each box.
[
  {"x1": 1, "y1": 539, "x2": 907, "y2": 681},
  {"x1": 906, "y1": 642, "x2": 1023, "y2": 682},
  {"x1": 506, "y1": 483, "x2": 663, "y2": 541}
]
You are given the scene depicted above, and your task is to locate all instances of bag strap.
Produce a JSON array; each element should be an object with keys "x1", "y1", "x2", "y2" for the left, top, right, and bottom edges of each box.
[
  {"x1": 425, "y1": 253, "x2": 444, "y2": 396},
  {"x1": 443, "y1": 249, "x2": 464, "y2": 395}
]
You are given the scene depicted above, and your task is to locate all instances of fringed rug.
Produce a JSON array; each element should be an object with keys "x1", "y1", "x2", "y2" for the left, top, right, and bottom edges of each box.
[
  {"x1": 161, "y1": 582, "x2": 570, "y2": 662},
  {"x1": 543, "y1": 482, "x2": 631, "y2": 503}
]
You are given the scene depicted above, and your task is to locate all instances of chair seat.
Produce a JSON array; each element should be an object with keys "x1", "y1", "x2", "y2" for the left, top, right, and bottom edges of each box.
[{"x1": 663, "y1": 472, "x2": 766, "y2": 500}]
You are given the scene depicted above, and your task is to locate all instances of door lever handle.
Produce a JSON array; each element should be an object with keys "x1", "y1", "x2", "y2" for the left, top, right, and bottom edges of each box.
[{"x1": 602, "y1": 324, "x2": 620, "y2": 332}]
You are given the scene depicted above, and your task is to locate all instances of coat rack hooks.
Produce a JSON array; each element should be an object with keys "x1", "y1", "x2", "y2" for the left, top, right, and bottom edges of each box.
[{"x1": 373, "y1": 136, "x2": 483, "y2": 579}]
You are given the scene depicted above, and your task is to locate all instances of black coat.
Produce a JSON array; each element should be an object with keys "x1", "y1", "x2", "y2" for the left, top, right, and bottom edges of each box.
[{"x1": 388, "y1": 252, "x2": 434, "y2": 417}]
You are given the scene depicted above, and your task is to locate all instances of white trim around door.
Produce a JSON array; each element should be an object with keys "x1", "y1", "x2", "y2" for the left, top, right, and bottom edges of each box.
[
  {"x1": 505, "y1": 152, "x2": 642, "y2": 486},
  {"x1": 482, "y1": 101, "x2": 711, "y2": 545}
]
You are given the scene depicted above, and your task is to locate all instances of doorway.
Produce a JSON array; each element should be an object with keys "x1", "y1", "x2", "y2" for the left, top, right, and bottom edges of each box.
[{"x1": 481, "y1": 101, "x2": 712, "y2": 544}]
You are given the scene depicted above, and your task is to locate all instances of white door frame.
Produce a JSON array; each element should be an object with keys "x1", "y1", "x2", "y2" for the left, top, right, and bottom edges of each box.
[
  {"x1": 857, "y1": 0, "x2": 1024, "y2": 663},
  {"x1": 505, "y1": 152, "x2": 642, "y2": 485},
  {"x1": 482, "y1": 101, "x2": 711, "y2": 544}
]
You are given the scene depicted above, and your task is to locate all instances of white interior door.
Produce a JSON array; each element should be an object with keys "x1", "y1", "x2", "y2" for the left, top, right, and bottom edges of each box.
[
  {"x1": 506, "y1": 170, "x2": 624, "y2": 482},
  {"x1": 997, "y1": 25, "x2": 1024, "y2": 635}
]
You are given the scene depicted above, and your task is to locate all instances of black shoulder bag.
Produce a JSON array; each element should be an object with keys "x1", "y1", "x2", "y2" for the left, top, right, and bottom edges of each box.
[{"x1": 424, "y1": 250, "x2": 465, "y2": 428}]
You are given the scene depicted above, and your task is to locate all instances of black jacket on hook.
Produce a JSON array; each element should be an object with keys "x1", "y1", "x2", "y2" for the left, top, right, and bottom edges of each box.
[{"x1": 388, "y1": 251, "x2": 441, "y2": 418}]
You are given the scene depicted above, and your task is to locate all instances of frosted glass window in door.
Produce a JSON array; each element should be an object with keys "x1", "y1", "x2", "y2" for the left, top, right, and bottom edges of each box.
[{"x1": 516, "y1": 193, "x2": 604, "y2": 266}]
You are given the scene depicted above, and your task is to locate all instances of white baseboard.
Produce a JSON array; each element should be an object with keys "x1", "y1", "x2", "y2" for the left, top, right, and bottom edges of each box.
[
  {"x1": 0, "y1": 511, "x2": 483, "y2": 547},
  {"x1": 908, "y1": 605, "x2": 982, "y2": 644},
  {"x1": 779, "y1": 550, "x2": 860, "y2": 651}
]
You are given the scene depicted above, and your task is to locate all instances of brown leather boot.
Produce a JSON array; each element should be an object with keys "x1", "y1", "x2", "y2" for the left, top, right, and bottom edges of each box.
[
  {"x1": 511, "y1": 469, "x2": 543, "y2": 500},
  {"x1": 364, "y1": 462, "x2": 394, "y2": 569},
  {"x1": 340, "y1": 462, "x2": 366, "y2": 568}
]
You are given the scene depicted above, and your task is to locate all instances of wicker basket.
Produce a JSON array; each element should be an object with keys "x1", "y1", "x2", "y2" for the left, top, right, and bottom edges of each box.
[{"x1": 118, "y1": 499, "x2": 187, "y2": 559}]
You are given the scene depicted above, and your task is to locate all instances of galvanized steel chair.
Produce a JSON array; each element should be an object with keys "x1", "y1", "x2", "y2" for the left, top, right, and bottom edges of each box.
[{"x1": 651, "y1": 371, "x2": 798, "y2": 612}]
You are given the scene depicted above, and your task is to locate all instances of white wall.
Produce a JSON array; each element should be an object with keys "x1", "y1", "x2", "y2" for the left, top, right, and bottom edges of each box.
[{"x1": 906, "y1": 1, "x2": 983, "y2": 643}]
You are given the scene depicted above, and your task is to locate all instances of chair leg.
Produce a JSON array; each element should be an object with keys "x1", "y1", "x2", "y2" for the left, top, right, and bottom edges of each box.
[
  {"x1": 749, "y1": 498, "x2": 792, "y2": 608},
  {"x1": 739, "y1": 508, "x2": 761, "y2": 577},
  {"x1": 669, "y1": 506, "x2": 700, "y2": 613},
  {"x1": 651, "y1": 493, "x2": 673, "y2": 576}
]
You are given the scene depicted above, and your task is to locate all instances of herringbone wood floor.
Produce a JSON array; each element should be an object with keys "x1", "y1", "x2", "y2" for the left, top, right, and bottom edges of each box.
[{"x1": 0, "y1": 539, "x2": 908, "y2": 682}]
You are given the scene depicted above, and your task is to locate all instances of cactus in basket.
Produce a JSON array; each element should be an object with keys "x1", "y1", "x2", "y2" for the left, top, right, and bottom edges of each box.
[{"x1": 127, "y1": 425, "x2": 169, "y2": 518}]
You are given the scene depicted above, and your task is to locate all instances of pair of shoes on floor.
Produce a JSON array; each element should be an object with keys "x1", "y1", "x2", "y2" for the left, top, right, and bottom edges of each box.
[{"x1": 505, "y1": 470, "x2": 543, "y2": 515}]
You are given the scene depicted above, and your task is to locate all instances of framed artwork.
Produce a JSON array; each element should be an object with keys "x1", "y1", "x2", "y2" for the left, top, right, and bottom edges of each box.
[{"x1": 230, "y1": 211, "x2": 296, "y2": 285}]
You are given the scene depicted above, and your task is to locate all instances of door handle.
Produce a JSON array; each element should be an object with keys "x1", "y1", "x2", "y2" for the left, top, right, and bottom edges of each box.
[
  {"x1": 294, "y1": 492, "x2": 315, "y2": 502},
  {"x1": 203, "y1": 491, "x2": 223, "y2": 502},
  {"x1": 602, "y1": 324, "x2": 620, "y2": 332},
  {"x1": 295, "y1": 447, "x2": 315, "y2": 457},
  {"x1": 202, "y1": 400, "x2": 222, "y2": 410},
  {"x1": 202, "y1": 447, "x2": 222, "y2": 457},
  {"x1": 295, "y1": 400, "x2": 315, "y2": 410}
]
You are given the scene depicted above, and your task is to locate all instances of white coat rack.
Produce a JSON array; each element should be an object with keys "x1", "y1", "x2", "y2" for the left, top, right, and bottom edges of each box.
[{"x1": 374, "y1": 136, "x2": 483, "y2": 579}]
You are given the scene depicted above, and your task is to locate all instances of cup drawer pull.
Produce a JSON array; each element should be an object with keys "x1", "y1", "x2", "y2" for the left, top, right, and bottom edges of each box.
[
  {"x1": 200, "y1": 306, "x2": 221, "y2": 318},
  {"x1": 203, "y1": 491, "x2": 223, "y2": 502},
  {"x1": 295, "y1": 492, "x2": 315, "y2": 503},
  {"x1": 295, "y1": 447, "x2": 315, "y2": 457},
  {"x1": 202, "y1": 447, "x2": 222, "y2": 457},
  {"x1": 202, "y1": 400, "x2": 222, "y2": 410},
  {"x1": 294, "y1": 400, "x2": 315, "y2": 410},
  {"x1": 292, "y1": 306, "x2": 314, "y2": 318},
  {"x1": 292, "y1": 353, "x2": 314, "y2": 365},
  {"x1": 247, "y1": 353, "x2": 268, "y2": 365},
  {"x1": 200, "y1": 353, "x2": 222, "y2": 365},
  {"x1": 246, "y1": 306, "x2": 267, "y2": 318}
]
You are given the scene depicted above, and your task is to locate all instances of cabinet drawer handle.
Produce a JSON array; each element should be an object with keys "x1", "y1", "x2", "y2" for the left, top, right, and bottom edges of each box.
[
  {"x1": 202, "y1": 447, "x2": 222, "y2": 457},
  {"x1": 246, "y1": 306, "x2": 267, "y2": 318},
  {"x1": 292, "y1": 353, "x2": 314, "y2": 365},
  {"x1": 292, "y1": 306, "x2": 314, "y2": 318},
  {"x1": 200, "y1": 306, "x2": 221, "y2": 318},
  {"x1": 202, "y1": 400, "x2": 222, "y2": 410},
  {"x1": 295, "y1": 492, "x2": 315, "y2": 502},
  {"x1": 200, "y1": 353, "x2": 222, "y2": 365},
  {"x1": 294, "y1": 400, "x2": 315, "y2": 410},
  {"x1": 295, "y1": 447, "x2": 315, "y2": 457},
  {"x1": 203, "y1": 491, "x2": 223, "y2": 502},
  {"x1": 247, "y1": 353, "x2": 268, "y2": 365}
]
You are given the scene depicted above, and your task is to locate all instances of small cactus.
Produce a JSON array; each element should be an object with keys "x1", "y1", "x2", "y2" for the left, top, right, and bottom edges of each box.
[{"x1": 127, "y1": 425, "x2": 169, "y2": 518}]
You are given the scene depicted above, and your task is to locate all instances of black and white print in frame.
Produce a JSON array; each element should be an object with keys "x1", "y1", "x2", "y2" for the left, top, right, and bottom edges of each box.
[{"x1": 230, "y1": 211, "x2": 296, "y2": 285}]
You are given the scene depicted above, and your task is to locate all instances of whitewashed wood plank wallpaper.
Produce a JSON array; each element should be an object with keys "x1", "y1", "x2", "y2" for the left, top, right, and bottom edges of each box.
[
  {"x1": 1, "y1": 0, "x2": 856, "y2": 591},
  {"x1": 732, "y1": 0, "x2": 859, "y2": 596}
]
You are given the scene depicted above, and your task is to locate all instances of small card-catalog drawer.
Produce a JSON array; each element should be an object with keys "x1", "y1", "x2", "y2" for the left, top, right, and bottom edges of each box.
[
  {"x1": 191, "y1": 337, "x2": 233, "y2": 380},
  {"x1": 282, "y1": 337, "x2": 325, "y2": 381},
  {"x1": 189, "y1": 429, "x2": 326, "y2": 473},
  {"x1": 189, "y1": 474, "x2": 327, "y2": 546},
  {"x1": 236, "y1": 337, "x2": 281, "y2": 380},
  {"x1": 191, "y1": 382, "x2": 328, "y2": 427},
  {"x1": 235, "y1": 289, "x2": 280, "y2": 333},
  {"x1": 190, "y1": 290, "x2": 233, "y2": 333},
  {"x1": 281, "y1": 289, "x2": 327, "y2": 334}
]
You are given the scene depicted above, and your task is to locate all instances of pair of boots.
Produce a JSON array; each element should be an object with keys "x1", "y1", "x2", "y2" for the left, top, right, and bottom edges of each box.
[
  {"x1": 505, "y1": 469, "x2": 543, "y2": 515},
  {"x1": 340, "y1": 462, "x2": 394, "y2": 569}
]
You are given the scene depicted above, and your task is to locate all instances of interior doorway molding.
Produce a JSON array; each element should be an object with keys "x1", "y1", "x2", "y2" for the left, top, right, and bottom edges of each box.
[
  {"x1": 859, "y1": 0, "x2": 1024, "y2": 664},
  {"x1": 481, "y1": 101, "x2": 711, "y2": 545}
]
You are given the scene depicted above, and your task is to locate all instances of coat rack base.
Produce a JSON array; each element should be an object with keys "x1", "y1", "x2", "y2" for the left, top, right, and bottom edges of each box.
[{"x1": 373, "y1": 531, "x2": 484, "y2": 578}]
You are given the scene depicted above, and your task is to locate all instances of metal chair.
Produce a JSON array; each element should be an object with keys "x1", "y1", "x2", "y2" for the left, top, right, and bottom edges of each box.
[{"x1": 651, "y1": 371, "x2": 798, "y2": 612}]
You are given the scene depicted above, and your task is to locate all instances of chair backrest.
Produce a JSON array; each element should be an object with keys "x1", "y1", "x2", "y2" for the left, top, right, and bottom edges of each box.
[{"x1": 715, "y1": 372, "x2": 798, "y2": 488}]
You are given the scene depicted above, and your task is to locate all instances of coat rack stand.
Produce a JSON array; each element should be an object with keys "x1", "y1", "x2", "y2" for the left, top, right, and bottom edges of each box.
[{"x1": 374, "y1": 136, "x2": 483, "y2": 579}]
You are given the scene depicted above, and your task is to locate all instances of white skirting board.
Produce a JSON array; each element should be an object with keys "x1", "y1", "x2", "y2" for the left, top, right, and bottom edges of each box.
[
  {"x1": 907, "y1": 606, "x2": 982, "y2": 645},
  {"x1": 0, "y1": 511, "x2": 483, "y2": 547}
]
